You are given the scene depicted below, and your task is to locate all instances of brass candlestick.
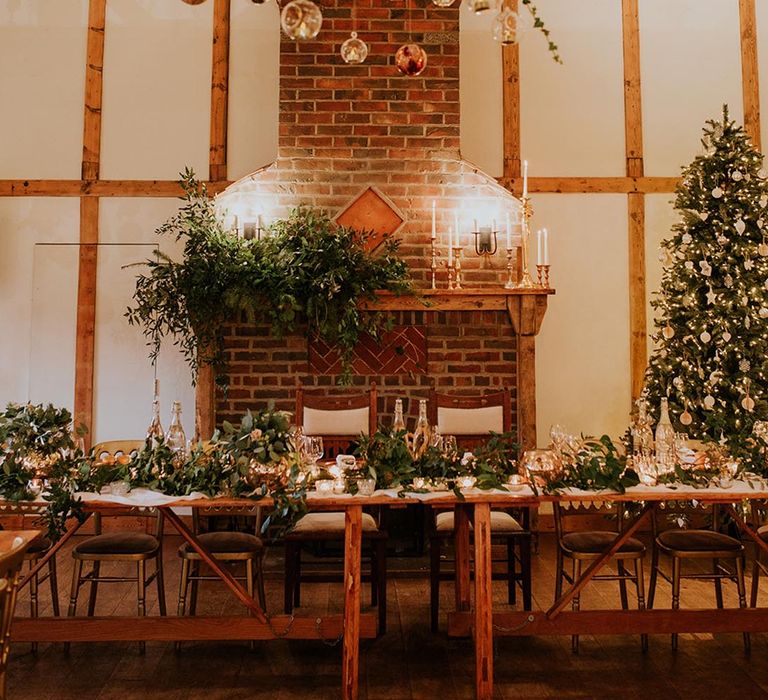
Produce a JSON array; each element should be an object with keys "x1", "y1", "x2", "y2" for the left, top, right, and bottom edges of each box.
[
  {"x1": 504, "y1": 248, "x2": 516, "y2": 289},
  {"x1": 451, "y1": 246, "x2": 463, "y2": 290},
  {"x1": 516, "y1": 196, "x2": 536, "y2": 289},
  {"x1": 536, "y1": 264, "x2": 551, "y2": 288}
]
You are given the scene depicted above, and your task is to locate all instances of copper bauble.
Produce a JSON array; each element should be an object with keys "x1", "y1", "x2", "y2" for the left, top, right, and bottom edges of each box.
[{"x1": 395, "y1": 43, "x2": 428, "y2": 77}]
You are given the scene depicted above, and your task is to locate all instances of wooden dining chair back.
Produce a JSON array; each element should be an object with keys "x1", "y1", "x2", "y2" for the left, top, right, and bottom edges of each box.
[
  {"x1": 553, "y1": 500, "x2": 647, "y2": 652},
  {"x1": 426, "y1": 388, "x2": 530, "y2": 632},
  {"x1": 0, "y1": 530, "x2": 41, "y2": 700},
  {"x1": 68, "y1": 440, "x2": 165, "y2": 653},
  {"x1": 647, "y1": 500, "x2": 749, "y2": 651},
  {"x1": 295, "y1": 383, "x2": 377, "y2": 458},
  {"x1": 287, "y1": 383, "x2": 388, "y2": 633},
  {"x1": 428, "y1": 387, "x2": 511, "y2": 450}
]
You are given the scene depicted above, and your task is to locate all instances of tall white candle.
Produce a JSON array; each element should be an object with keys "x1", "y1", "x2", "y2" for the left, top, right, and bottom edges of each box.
[
  {"x1": 431, "y1": 200, "x2": 436, "y2": 239},
  {"x1": 522, "y1": 159, "x2": 529, "y2": 200},
  {"x1": 506, "y1": 212, "x2": 511, "y2": 249},
  {"x1": 537, "y1": 229, "x2": 542, "y2": 265},
  {"x1": 454, "y1": 212, "x2": 459, "y2": 248},
  {"x1": 448, "y1": 226, "x2": 453, "y2": 266},
  {"x1": 543, "y1": 227, "x2": 549, "y2": 265}
]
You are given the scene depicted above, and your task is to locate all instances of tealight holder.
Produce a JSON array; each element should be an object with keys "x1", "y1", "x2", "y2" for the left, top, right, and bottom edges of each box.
[
  {"x1": 457, "y1": 475, "x2": 476, "y2": 490},
  {"x1": 315, "y1": 479, "x2": 334, "y2": 494},
  {"x1": 506, "y1": 474, "x2": 527, "y2": 492},
  {"x1": 332, "y1": 477, "x2": 346, "y2": 495},
  {"x1": 356, "y1": 478, "x2": 376, "y2": 496},
  {"x1": 412, "y1": 477, "x2": 427, "y2": 490}
]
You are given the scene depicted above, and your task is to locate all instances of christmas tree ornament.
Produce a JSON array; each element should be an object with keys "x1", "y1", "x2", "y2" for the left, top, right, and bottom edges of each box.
[
  {"x1": 680, "y1": 408, "x2": 693, "y2": 426},
  {"x1": 759, "y1": 171, "x2": 768, "y2": 181},
  {"x1": 740, "y1": 359, "x2": 751, "y2": 372},
  {"x1": 723, "y1": 331, "x2": 732, "y2": 342},
  {"x1": 395, "y1": 43, "x2": 427, "y2": 76},
  {"x1": 431, "y1": 0, "x2": 456, "y2": 6},
  {"x1": 735, "y1": 218, "x2": 746, "y2": 234},
  {"x1": 758, "y1": 218, "x2": 765, "y2": 227},
  {"x1": 759, "y1": 242, "x2": 768, "y2": 256},
  {"x1": 745, "y1": 259, "x2": 755, "y2": 270},
  {"x1": 700, "y1": 330, "x2": 711, "y2": 343},
  {"x1": 706, "y1": 288, "x2": 716, "y2": 304},
  {"x1": 341, "y1": 31, "x2": 368, "y2": 64},
  {"x1": 725, "y1": 274, "x2": 734, "y2": 287},
  {"x1": 685, "y1": 261, "x2": 694, "y2": 270},
  {"x1": 682, "y1": 233, "x2": 692, "y2": 244},
  {"x1": 760, "y1": 307, "x2": 768, "y2": 319},
  {"x1": 281, "y1": 0, "x2": 323, "y2": 40},
  {"x1": 732, "y1": 170, "x2": 743, "y2": 181},
  {"x1": 673, "y1": 376, "x2": 684, "y2": 390},
  {"x1": 492, "y1": 7, "x2": 521, "y2": 45},
  {"x1": 700, "y1": 212, "x2": 709, "y2": 221},
  {"x1": 704, "y1": 395, "x2": 716, "y2": 410},
  {"x1": 699, "y1": 260, "x2": 712, "y2": 276},
  {"x1": 742, "y1": 394, "x2": 755, "y2": 411},
  {"x1": 662, "y1": 324, "x2": 675, "y2": 339},
  {"x1": 717, "y1": 234, "x2": 728, "y2": 245},
  {"x1": 746, "y1": 316, "x2": 752, "y2": 329},
  {"x1": 712, "y1": 186, "x2": 724, "y2": 199}
]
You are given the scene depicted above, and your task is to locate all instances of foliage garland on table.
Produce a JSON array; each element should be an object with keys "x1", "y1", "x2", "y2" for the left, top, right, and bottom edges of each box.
[{"x1": 125, "y1": 169, "x2": 412, "y2": 386}]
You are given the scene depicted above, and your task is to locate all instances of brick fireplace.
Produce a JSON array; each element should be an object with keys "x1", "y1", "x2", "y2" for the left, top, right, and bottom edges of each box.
[{"x1": 207, "y1": 0, "x2": 550, "y2": 442}]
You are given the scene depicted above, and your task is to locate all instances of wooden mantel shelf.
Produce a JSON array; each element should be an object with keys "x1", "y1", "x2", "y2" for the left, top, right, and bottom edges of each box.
[{"x1": 362, "y1": 288, "x2": 555, "y2": 336}]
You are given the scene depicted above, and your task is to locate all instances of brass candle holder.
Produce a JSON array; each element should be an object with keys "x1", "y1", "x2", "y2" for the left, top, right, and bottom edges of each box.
[
  {"x1": 536, "y1": 264, "x2": 551, "y2": 288},
  {"x1": 451, "y1": 246, "x2": 463, "y2": 290},
  {"x1": 504, "y1": 248, "x2": 516, "y2": 289},
  {"x1": 516, "y1": 196, "x2": 536, "y2": 289}
]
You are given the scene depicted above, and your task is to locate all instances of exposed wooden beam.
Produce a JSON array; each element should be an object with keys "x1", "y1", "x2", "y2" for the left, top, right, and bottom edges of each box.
[
  {"x1": 209, "y1": 0, "x2": 231, "y2": 182},
  {"x1": 739, "y1": 0, "x2": 762, "y2": 150},
  {"x1": 501, "y1": 0, "x2": 521, "y2": 180},
  {"x1": 82, "y1": 0, "x2": 106, "y2": 180},
  {"x1": 74, "y1": 198, "x2": 99, "y2": 447},
  {"x1": 499, "y1": 176, "x2": 679, "y2": 194},
  {"x1": 0, "y1": 179, "x2": 233, "y2": 197},
  {"x1": 622, "y1": 0, "x2": 647, "y2": 403}
]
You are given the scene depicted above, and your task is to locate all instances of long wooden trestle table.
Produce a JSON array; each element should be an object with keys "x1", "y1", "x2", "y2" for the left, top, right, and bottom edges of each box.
[{"x1": 7, "y1": 483, "x2": 768, "y2": 699}]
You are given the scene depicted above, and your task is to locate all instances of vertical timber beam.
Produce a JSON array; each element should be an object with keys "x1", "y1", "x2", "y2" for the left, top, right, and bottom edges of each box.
[
  {"x1": 502, "y1": 0, "x2": 521, "y2": 182},
  {"x1": 75, "y1": 0, "x2": 106, "y2": 446},
  {"x1": 739, "y1": 0, "x2": 762, "y2": 150},
  {"x1": 622, "y1": 0, "x2": 647, "y2": 402},
  {"x1": 196, "y1": 0, "x2": 231, "y2": 439}
]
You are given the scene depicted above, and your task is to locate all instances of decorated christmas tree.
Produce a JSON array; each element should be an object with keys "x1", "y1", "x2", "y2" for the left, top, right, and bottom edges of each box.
[{"x1": 644, "y1": 106, "x2": 768, "y2": 450}]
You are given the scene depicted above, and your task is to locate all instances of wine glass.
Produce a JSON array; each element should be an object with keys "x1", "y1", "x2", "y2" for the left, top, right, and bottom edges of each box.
[
  {"x1": 429, "y1": 426, "x2": 443, "y2": 451},
  {"x1": 443, "y1": 435, "x2": 457, "y2": 456},
  {"x1": 307, "y1": 436, "x2": 324, "y2": 466}
]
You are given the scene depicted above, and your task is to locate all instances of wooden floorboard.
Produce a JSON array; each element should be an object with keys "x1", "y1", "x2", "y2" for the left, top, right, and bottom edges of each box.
[{"x1": 7, "y1": 534, "x2": 768, "y2": 699}]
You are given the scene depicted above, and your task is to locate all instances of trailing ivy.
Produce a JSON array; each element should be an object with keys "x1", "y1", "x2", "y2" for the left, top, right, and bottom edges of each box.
[{"x1": 126, "y1": 169, "x2": 412, "y2": 385}]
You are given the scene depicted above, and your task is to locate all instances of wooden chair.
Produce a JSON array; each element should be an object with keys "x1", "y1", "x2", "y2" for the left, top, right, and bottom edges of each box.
[
  {"x1": 23, "y1": 533, "x2": 59, "y2": 654},
  {"x1": 427, "y1": 388, "x2": 532, "y2": 632},
  {"x1": 68, "y1": 440, "x2": 165, "y2": 653},
  {"x1": 0, "y1": 530, "x2": 42, "y2": 700},
  {"x1": 285, "y1": 383, "x2": 388, "y2": 634},
  {"x1": 749, "y1": 502, "x2": 768, "y2": 607},
  {"x1": 554, "y1": 501, "x2": 647, "y2": 653},
  {"x1": 647, "y1": 501, "x2": 749, "y2": 652},
  {"x1": 176, "y1": 505, "x2": 266, "y2": 650}
]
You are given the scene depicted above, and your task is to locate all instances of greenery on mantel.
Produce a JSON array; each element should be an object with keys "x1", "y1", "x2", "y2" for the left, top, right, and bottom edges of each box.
[
  {"x1": 522, "y1": 0, "x2": 562, "y2": 64},
  {"x1": 125, "y1": 169, "x2": 412, "y2": 386}
]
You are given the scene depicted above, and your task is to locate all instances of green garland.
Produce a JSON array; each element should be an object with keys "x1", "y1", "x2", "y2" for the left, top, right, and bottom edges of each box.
[{"x1": 126, "y1": 170, "x2": 412, "y2": 386}]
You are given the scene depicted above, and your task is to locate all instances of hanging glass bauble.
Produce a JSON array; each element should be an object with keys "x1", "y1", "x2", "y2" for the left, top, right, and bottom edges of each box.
[
  {"x1": 431, "y1": 0, "x2": 456, "y2": 6},
  {"x1": 680, "y1": 409, "x2": 693, "y2": 426},
  {"x1": 395, "y1": 43, "x2": 428, "y2": 77},
  {"x1": 341, "y1": 31, "x2": 368, "y2": 64},
  {"x1": 743, "y1": 395, "x2": 756, "y2": 411},
  {"x1": 492, "y1": 7, "x2": 521, "y2": 45},
  {"x1": 281, "y1": 0, "x2": 323, "y2": 41},
  {"x1": 704, "y1": 395, "x2": 716, "y2": 410},
  {"x1": 469, "y1": 0, "x2": 496, "y2": 13}
]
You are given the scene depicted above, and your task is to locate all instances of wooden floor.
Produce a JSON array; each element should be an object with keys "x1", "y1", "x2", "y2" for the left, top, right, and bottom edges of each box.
[{"x1": 8, "y1": 533, "x2": 768, "y2": 699}]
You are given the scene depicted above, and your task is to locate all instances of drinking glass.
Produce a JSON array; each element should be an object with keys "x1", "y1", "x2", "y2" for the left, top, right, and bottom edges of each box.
[
  {"x1": 443, "y1": 435, "x2": 457, "y2": 456},
  {"x1": 429, "y1": 426, "x2": 443, "y2": 451},
  {"x1": 308, "y1": 436, "x2": 324, "y2": 465}
]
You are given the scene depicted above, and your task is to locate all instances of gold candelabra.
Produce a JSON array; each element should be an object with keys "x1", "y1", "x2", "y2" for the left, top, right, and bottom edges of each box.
[
  {"x1": 451, "y1": 246, "x2": 463, "y2": 290},
  {"x1": 516, "y1": 196, "x2": 536, "y2": 289}
]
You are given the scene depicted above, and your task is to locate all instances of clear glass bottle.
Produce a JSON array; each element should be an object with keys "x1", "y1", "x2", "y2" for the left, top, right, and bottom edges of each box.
[
  {"x1": 632, "y1": 398, "x2": 654, "y2": 459},
  {"x1": 411, "y1": 399, "x2": 431, "y2": 457},
  {"x1": 654, "y1": 398, "x2": 676, "y2": 471},
  {"x1": 392, "y1": 398, "x2": 406, "y2": 434},
  {"x1": 146, "y1": 379, "x2": 164, "y2": 445},
  {"x1": 166, "y1": 400, "x2": 187, "y2": 465}
]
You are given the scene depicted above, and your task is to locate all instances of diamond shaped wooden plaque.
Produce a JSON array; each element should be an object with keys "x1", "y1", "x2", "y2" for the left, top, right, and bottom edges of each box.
[{"x1": 334, "y1": 187, "x2": 405, "y2": 252}]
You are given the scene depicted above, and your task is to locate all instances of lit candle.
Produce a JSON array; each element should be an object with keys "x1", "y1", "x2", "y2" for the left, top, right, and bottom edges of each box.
[
  {"x1": 543, "y1": 227, "x2": 549, "y2": 265},
  {"x1": 431, "y1": 200, "x2": 436, "y2": 239},
  {"x1": 448, "y1": 226, "x2": 453, "y2": 266},
  {"x1": 522, "y1": 160, "x2": 529, "y2": 199},
  {"x1": 537, "y1": 229, "x2": 542, "y2": 265},
  {"x1": 506, "y1": 212, "x2": 511, "y2": 249}
]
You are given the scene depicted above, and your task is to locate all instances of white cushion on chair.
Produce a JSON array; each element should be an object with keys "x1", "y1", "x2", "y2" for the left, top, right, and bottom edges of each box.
[
  {"x1": 435, "y1": 511, "x2": 523, "y2": 533},
  {"x1": 436, "y1": 406, "x2": 504, "y2": 435},
  {"x1": 303, "y1": 406, "x2": 369, "y2": 436},
  {"x1": 292, "y1": 512, "x2": 378, "y2": 533}
]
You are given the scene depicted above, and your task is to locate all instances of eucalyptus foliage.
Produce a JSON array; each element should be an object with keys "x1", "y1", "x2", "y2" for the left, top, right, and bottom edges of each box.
[{"x1": 126, "y1": 169, "x2": 411, "y2": 385}]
